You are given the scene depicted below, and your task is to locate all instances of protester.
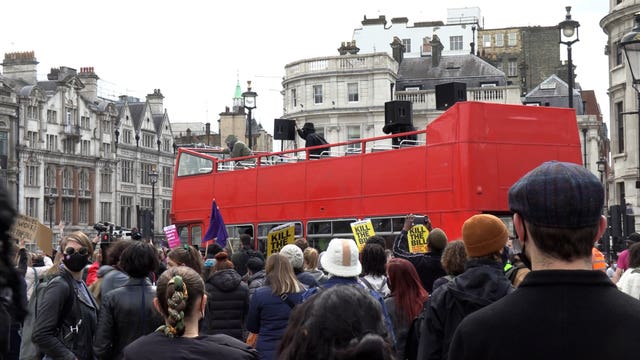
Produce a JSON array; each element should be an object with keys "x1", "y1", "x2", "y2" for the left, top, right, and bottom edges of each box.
[
  {"x1": 449, "y1": 161, "x2": 640, "y2": 359},
  {"x1": 203, "y1": 243, "x2": 224, "y2": 279},
  {"x1": 613, "y1": 232, "x2": 640, "y2": 283},
  {"x1": 385, "y1": 258, "x2": 429, "y2": 360},
  {"x1": 279, "y1": 285, "x2": 395, "y2": 360},
  {"x1": 360, "y1": 243, "x2": 391, "y2": 297},
  {"x1": 303, "y1": 238, "x2": 395, "y2": 342},
  {"x1": 98, "y1": 239, "x2": 135, "y2": 301},
  {"x1": 0, "y1": 185, "x2": 27, "y2": 360},
  {"x1": 201, "y1": 252, "x2": 249, "y2": 340},
  {"x1": 294, "y1": 238, "x2": 309, "y2": 252},
  {"x1": 418, "y1": 214, "x2": 513, "y2": 360},
  {"x1": 32, "y1": 231, "x2": 98, "y2": 360},
  {"x1": 280, "y1": 244, "x2": 318, "y2": 288},
  {"x1": 122, "y1": 266, "x2": 258, "y2": 360},
  {"x1": 617, "y1": 242, "x2": 640, "y2": 298},
  {"x1": 231, "y1": 234, "x2": 263, "y2": 277},
  {"x1": 393, "y1": 215, "x2": 447, "y2": 293},
  {"x1": 302, "y1": 247, "x2": 327, "y2": 285},
  {"x1": 246, "y1": 254, "x2": 305, "y2": 360},
  {"x1": 296, "y1": 122, "x2": 328, "y2": 158},
  {"x1": 245, "y1": 257, "x2": 266, "y2": 298},
  {"x1": 85, "y1": 248, "x2": 102, "y2": 286},
  {"x1": 225, "y1": 134, "x2": 252, "y2": 159},
  {"x1": 94, "y1": 241, "x2": 163, "y2": 359},
  {"x1": 168, "y1": 244, "x2": 204, "y2": 277},
  {"x1": 432, "y1": 240, "x2": 467, "y2": 291},
  {"x1": 23, "y1": 251, "x2": 54, "y2": 301}
]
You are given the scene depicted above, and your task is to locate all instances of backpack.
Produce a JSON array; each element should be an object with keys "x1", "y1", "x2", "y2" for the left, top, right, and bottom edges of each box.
[
  {"x1": 19, "y1": 272, "x2": 74, "y2": 360},
  {"x1": 404, "y1": 299, "x2": 429, "y2": 360},
  {"x1": 359, "y1": 276, "x2": 390, "y2": 299}
]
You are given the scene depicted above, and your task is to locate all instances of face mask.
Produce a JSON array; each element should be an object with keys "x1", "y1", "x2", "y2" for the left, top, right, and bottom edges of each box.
[{"x1": 63, "y1": 252, "x2": 89, "y2": 272}]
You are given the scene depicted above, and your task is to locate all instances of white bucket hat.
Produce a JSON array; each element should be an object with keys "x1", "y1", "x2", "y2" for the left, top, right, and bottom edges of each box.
[{"x1": 320, "y1": 238, "x2": 362, "y2": 277}]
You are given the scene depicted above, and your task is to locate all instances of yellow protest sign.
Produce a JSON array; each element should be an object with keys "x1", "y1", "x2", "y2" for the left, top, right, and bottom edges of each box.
[
  {"x1": 10, "y1": 214, "x2": 53, "y2": 256},
  {"x1": 408, "y1": 225, "x2": 429, "y2": 253},
  {"x1": 351, "y1": 219, "x2": 375, "y2": 252},
  {"x1": 267, "y1": 223, "x2": 296, "y2": 256}
]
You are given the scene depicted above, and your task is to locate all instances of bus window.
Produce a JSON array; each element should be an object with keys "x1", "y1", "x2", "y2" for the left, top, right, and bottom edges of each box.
[
  {"x1": 371, "y1": 217, "x2": 391, "y2": 233},
  {"x1": 191, "y1": 226, "x2": 202, "y2": 248},
  {"x1": 257, "y1": 222, "x2": 303, "y2": 254},
  {"x1": 307, "y1": 219, "x2": 357, "y2": 251},
  {"x1": 177, "y1": 152, "x2": 213, "y2": 176},
  {"x1": 225, "y1": 224, "x2": 254, "y2": 252}
]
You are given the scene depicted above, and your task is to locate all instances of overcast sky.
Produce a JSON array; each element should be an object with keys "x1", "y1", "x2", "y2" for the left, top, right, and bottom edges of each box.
[{"x1": 1, "y1": 0, "x2": 610, "y2": 135}]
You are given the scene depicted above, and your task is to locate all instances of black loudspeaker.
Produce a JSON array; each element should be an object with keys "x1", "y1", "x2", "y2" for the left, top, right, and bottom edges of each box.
[
  {"x1": 384, "y1": 101, "x2": 413, "y2": 127},
  {"x1": 610, "y1": 205, "x2": 622, "y2": 240},
  {"x1": 435, "y1": 82, "x2": 467, "y2": 110},
  {"x1": 273, "y1": 118, "x2": 296, "y2": 140}
]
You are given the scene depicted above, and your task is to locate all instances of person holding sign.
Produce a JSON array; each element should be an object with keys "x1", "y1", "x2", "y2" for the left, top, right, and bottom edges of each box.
[{"x1": 392, "y1": 215, "x2": 447, "y2": 293}]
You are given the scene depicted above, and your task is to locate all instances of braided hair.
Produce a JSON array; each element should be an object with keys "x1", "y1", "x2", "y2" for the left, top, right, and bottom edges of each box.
[
  {"x1": 156, "y1": 266, "x2": 204, "y2": 337},
  {"x1": 0, "y1": 185, "x2": 27, "y2": 322}
]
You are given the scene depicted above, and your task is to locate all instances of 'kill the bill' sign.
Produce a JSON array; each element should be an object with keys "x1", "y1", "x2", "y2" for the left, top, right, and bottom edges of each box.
[
  {"x1": 267, "y1": 222, "x2": 296, "y2": 256},
  {"x1": 408, "y1": 224, "x2": 429, "y2": 253},
  {"x1": 351, "y1": 219, "x2": 375, "y2": 252}
]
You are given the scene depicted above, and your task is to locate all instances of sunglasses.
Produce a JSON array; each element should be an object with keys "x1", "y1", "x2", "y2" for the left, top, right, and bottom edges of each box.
[{"x1": 64, "y1": 247, "x2": 89, "y2": 256}]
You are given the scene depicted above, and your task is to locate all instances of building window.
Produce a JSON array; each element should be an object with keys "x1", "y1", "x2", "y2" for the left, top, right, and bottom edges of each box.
[
  {"x1": 0, "y1": 132, "x2": 7, "y2": 158},
  {"x1": 47, "y1": 135, "x2": 58, "y2": 152},
  {"x1": 163, "y1": 139, "x2": 171, "y2": 153},
  {"x1": 450, "y1": 36, "x2": 463, "y2": 51},
  {"x1": 45, "y1": 165, "x2": 56, "y2": 189},
  {"x1": 81, "y1": 140, "x2": 91, "y2": 156},
  {"x1": 121, "y1": 196, "x2": 133, "y2": 228},
  {"x1": 162, "y1": 166, "x2": 172, "y2": 188},
  {"x1": 347, "y1": 125, "x2": 360, "y2": 151},
  {"x1": 47, "y1": 110, "x2": 57, "y2": 124},
  {"x1": 78, "y1": 169, "x2": 89, "y2": 191},
  {"x1": 616, "y1": 42, "x2": 624, "y2": 66},
  {"x1": 44, "y1": 198, "x2": 55, "y2": 224},
  {"x1": 143, "y1": 133, "x2": 154, "y2": 148},
  {"x1": 313, "y1": 85, "x2": 323, "y2": 104},
  {"x1": 508, "y1": 59, "x2": 518, "y2": 77},
  {"x1": 496, "y1": 33, "x2": 504, "y2": 47},
  {"x1": 141, "y1": 197, "x2": 152, "y2": 209},
  {"x1": 291, "y1": 88, "x2": 297, "y2": 107},
  {"x1": 101, "y1": 171, "x2": 111, "y2": 193},
  {"x1": 483, "y1": 34, "x2": 491, "y2": 47},
  {"x1": 101, "y1": 119, "x2": 110, "y2": 133},
  {"x1": 80, "y1": 116, "x2": 90, "y2": 129},
  {"x1": 347, "y1": 83, "x2": 359, "y2": 102},
  {"x1": 62, "y1": 168, "x2": 73, "y2": 190},
  {"x1": 121, "y1": 160, "x2": 134, "y2": 183},
  {"x1": 123, "y1": 129, "x2": 132, "y2": 144},
  {"x1": 100, "y1": 202, "x2": 111, "y2": 223},
  {"x1": 62, "y1": 198, "x2": 73, "y2": 224},
  {"x1": 141, "y1": 163, "x2": 154, "y2": 185},
  {"x1": 27, "y1": 105, "x2": 39, "y2": 120},
  {"x1": 26, "y1": 131, "x2": 38, "y2": 147},
  {"x1": 162, "y1": 199, "x2": 171, "y2": 228},
  {"x1": 508, "y1": 32, "x2": 517, "y2": 46},
  {"x1": 26, "y1": 165, "x2": 39, "y2": 187},
  {"x1": 402, "y1": 38, "x2": 412, "y2": 53},
  {"x1": 616, "y1": 101, "x2": 624, "y2": 153},
  {"x1": 25, "y1": 198, "x2": 38, "y2": 218},
  {"x1": 79, "y1": 199, "x2": 90, "y2": 224},
  {"x1": 103, "y1": 142, "x2": 111, "y2": 156},
  {"x1": 62, "y1": 139, "x2": 75, "y2": 154}
]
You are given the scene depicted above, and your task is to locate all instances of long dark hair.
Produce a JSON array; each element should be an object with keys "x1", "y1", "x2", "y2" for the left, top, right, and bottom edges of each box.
[
  {"x1": 0, "y1": 185, "x2": 27, "y2": 322},
  {"x1": 387, "y1": 258, "x2": 428, "y2": 323}
]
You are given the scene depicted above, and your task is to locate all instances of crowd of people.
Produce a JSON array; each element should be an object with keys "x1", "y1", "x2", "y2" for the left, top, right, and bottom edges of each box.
[{"x1": 2, "y1": 160, "x2": 640, "y2": 359}]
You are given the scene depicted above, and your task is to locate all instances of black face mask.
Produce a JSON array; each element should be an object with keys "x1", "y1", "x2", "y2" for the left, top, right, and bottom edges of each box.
[{"x1": 63, "y1": 252, "x2": 89, "y2": 272}]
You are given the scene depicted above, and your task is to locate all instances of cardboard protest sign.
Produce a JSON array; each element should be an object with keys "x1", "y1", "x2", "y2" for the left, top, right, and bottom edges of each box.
[
  {"x1": 10, "y1": 214, "x2": 53, "y2": 256},
  {"x1": 164, "y1": 224, "x2": 181, "y2": 249},
  {"x1": 351, "y1": 219, "x2": 375, "y2": 252},
  {"x1": 408, "y1": 225, "x2": 430, "y2": 253},
  {"x1": 267, "y1": 223, "x2": 295, "y2": 256}
]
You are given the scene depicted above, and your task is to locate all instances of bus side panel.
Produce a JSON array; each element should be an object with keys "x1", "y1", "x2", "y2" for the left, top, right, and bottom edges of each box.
[
  {"x1": 213, "y1": 169, "x2": 258, "y2": 224},
  {"x1": 255, "y1": 163, "x2": 306, "y2": 221},
  {"x1": 171, "y1": 173, "x2": 215, "y2": 224},
  {"x1": 360, "y1": 145, "x2": 427, "y2": 216},
  {"x1": 304, "y1": 156, "x2": 363, "y2": 219}
]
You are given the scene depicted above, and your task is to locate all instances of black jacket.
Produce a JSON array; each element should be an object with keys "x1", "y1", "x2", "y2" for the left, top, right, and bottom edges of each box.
[
  {"x1": 93, "y1": 278, "x2": 164, "y2": 360},
  {"x1": 201, "y1": 269, "x2": 250, "y2": 340},
  {"x1": 32, "y1": 268, "x2": 98, "y2": 360},
  {"x1": 247, "y1": 270, "x2": 266, "y2": 298},
  {"x1": 393, "y1": 231, "x2": 446, "y2": 293},
  {"x1": 418, "y1": 259, "x2": 513, "y2": 360},
  {"x1": 297, "y1": 129, "x2": 328, "y2": 158},
  {"x1": 231, "y1": 247, "x2": 264, "y2": 277}
]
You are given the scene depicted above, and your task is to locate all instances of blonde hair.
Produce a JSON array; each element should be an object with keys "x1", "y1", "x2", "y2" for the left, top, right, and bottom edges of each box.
[
  {"x1": 303, "y1": 247, "x2": 319, "y2": 271},
  {"x1": 60, "y1": 231, "x2": 93, "y2": 254},
  {"x1": 266, "y1": 254, "x2": 302, "y2": 296}
]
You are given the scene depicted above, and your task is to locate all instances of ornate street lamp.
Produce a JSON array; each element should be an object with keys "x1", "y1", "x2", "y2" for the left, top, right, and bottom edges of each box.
[
  {"x1": 149, "y1": 167, "x2": 159, "y2": 243},
  {"x1": 242, "y1": 81, "x2": 258, "y2": 149},
  {"x1": 558, "y1": 6, "x2": 580, "y2": 109}
]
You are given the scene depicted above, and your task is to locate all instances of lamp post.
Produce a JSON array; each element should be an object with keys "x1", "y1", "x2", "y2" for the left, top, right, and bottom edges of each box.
[
  {"x1": 48, "y1": 195, "x2": 55, "y2": 230},
  {"x1": 558, "y1": 6, "x2": 580, "y2": 109},
  {"x1": 242, "y1": 81, "x2": 257, "y2": 149},
  {"x1": 620, "y1": 13, "x2": 640, "y2": 189},
  {"x1": 149, "y1": 167, "x2": 158, "y2": 243}
]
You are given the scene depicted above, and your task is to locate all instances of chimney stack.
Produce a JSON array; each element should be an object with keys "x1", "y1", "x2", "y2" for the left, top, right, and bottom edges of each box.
[
  {"x1": 390, "y1": 37, "x2": 405, "y2": 64},
  {"x1": 430, "y1": 35, "x2": 444, "y2": 67},
  {"x1": 2, "y1": 51, "x2": 38, "y2": 84},
  {"x1": 146, "y1": 89, "x2": 164, "y2": 115},
  {"x1": 78, "y1": 67, "x2": 99, "y2": 101}
]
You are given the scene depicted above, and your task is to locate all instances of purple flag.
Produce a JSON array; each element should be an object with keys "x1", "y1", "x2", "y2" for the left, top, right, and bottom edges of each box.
[{"x1": 202, "y1": 199, "x2": 229, "y2": 248}]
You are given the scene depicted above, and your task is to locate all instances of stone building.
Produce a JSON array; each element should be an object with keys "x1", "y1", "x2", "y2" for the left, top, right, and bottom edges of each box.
[
  {"x1": 477, "y1": 26, "x2": 563, "y2": 96},
  {"x1": 0, "y1": 51, "x2": 175, "y2": 248}
]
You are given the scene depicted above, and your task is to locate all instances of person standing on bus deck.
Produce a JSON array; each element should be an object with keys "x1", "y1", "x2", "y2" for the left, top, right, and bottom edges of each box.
[
  {"x1": 449, "y1": 161, "x2": 640, "y2": 360},
  {"x1": 225, "y1": 134, "x2": 252, "y2": 159},
  {"x1": 296, "y1": 122, "x2": 328, "y2": 159},
  {"x1": 392, "y1": 216, "x2": 447, "y2": 293}
]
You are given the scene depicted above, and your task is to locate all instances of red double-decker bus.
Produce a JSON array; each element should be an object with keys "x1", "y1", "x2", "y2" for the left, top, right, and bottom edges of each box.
[{"x1": 170, "y1": 102, "x2": 582, "y2": 252}]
